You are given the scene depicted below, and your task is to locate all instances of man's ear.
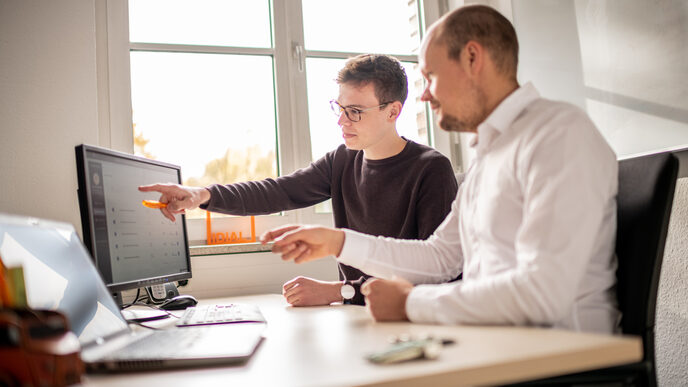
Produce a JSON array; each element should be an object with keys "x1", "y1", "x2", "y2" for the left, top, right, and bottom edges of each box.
[
  {"x1": 388, "y1": 101, "x2": 403, "y2": 121},
  {"x1": 462, "y1": 41, "x2": 484, "y2": 77}
]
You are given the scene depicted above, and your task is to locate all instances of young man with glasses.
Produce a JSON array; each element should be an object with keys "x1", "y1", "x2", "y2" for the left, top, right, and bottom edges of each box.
[{"x1": 140, "y1": 54, "x2": 458, "y2": 307}]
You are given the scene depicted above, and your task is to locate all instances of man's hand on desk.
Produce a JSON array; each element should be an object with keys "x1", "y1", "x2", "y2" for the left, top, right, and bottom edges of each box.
[
  {"x1": 282, "y1": 276, "x2": 342, "y2": 306},
  {"x1": 362, "y1": 278, "x2": 412, "y2": 322},
  {"x1": 261, "y1": 225, "x2": 345, "y2": 263}
]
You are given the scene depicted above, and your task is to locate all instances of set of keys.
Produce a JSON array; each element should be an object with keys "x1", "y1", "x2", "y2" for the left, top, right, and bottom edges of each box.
[{"x1": 366, "y1": 334, "x2": 456, "y2": 364}]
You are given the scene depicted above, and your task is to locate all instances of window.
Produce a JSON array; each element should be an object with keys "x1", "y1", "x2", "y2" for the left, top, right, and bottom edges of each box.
[
  {"x1": 302, "y1": 0, "x2": 430, "y2": 160},
  {"x1": 107, "y1": 0, "x2": 448, "y2": 245},
  {"x1": 128, "y1": 0, "x2": 277, "y2": 224}
]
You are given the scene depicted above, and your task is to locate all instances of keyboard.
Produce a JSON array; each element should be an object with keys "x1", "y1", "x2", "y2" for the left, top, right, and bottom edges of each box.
[
  {"x1": 111, "y1": 329, "x2": 204, "y2": 359},
  {"x1": 176, "y1": 303, "x2": 266, "y2": 327}
]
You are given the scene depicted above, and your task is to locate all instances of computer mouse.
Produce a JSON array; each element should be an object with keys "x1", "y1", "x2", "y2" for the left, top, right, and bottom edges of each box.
[{"x1": 159, "y1": 295, "x2": 198, "y2": 311}]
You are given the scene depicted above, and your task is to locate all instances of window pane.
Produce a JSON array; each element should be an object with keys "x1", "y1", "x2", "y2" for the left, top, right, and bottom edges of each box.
[
  {"x1": 128, "y1": 0, "x2": 271, "y2": 48},
  {"x1": 305, "y1": 58, "x2": 429, "y2": 162},
  {"x1": 130, "y1": 52, "x2": 278, "y2": 219},
  {"x1": 302, "y1": 0, "x2": 421, "y2": 55}
]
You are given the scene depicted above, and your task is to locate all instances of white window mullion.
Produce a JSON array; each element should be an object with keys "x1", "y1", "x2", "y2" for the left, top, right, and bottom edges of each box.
[
  {"x1": 420, "y1": 0, "x2": 448, "y2": 35},
  {"x1": 273, "y1": 0, "x2": 323, "y2": 226},
  {"x1": 305, "y1": 50, "x2": 418, "y2": 63},
  {"x1": 420, "y1": 0, "x2": 462, "y2": 171},
  {"x1": 101, "y1": 0, "x2": 134, "y2": 154},
  {"x1": 129, "y1": 42, "x2": 274, "y2": 56}
]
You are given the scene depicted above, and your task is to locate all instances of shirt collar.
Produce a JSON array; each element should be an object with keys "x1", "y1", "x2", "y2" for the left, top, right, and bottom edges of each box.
[{"x1": 470, "y1": 82, "x2": 540, "y2": 150}]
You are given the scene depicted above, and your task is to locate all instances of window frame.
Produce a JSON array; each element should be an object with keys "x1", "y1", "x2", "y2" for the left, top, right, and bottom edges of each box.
[{"x1": 97, "y1": 0, "x2": 454, "y2": 248}]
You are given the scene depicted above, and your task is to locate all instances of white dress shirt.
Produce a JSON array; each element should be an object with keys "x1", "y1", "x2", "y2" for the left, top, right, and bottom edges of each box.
[{"x1": 338, "y1": 83, "x2": 620, "y2": 333}]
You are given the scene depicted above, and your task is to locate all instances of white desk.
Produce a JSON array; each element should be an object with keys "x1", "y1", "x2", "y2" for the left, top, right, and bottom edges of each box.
[{"x1": 84, "y1": 294, "x2": 642, "y2": 387}]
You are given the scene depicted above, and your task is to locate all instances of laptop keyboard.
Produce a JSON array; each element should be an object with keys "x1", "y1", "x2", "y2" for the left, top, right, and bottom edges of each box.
[
  {"x1": 113, "y1": 329, "x2": 204, "y2": 359},
  {"x1": 177, "y1": 304, "x2": 266, "y2": 327}
]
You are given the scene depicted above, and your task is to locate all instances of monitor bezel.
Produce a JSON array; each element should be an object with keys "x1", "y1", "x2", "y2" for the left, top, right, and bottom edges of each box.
[{"x1": 75, "y1": 144, "x2": 192, "y2": 293}]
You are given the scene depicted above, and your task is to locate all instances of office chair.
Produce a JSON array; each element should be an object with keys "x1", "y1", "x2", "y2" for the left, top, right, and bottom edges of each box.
[{"x1": 512, "y1": 152, "x2": 679, "y2": 387}]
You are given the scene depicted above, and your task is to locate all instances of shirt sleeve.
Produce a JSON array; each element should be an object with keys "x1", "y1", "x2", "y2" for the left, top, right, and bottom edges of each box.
[
  {"x1": 407, "y1": 112, "x2": 617, "y2": 326},
  {"x1": 338, "y1": 190, "x2": 464, "y2": 284},
  {"x1": 201, "y1": 152, "x2": 334, "y2": 215}
]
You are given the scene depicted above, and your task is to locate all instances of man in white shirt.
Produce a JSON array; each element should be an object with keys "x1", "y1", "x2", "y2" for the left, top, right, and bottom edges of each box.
[{"x1": 261, "y1": 5, "x2": 620, "y2": 333}]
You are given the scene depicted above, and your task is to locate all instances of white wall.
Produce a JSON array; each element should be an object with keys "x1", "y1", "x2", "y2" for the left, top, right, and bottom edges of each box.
[
  {"x1": 512, "y1": 1, "x2": 586, "y2": 110},
  {"x1": 512, "y1": 0, "x2": 688, "y2": 158},
  {"x1": 184, "y1": 252, "x2": 337, "y2": 299},
  {"x1": 0, "y1": 0, "x2": 100, "y2": 229}
]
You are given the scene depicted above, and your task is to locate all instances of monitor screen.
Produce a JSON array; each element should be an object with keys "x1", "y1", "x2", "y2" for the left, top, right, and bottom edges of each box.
[{"x1": 75, "y1": 144, "x2": 191, "y2": 293}]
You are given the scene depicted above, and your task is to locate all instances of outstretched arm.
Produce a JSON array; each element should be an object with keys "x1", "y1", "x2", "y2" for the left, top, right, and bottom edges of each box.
[
  {"x1": 260, "y1": 225, "x2": 346, "y2": 263},
  {"x1": 262, "y1": 197, "x2": 464, "y2": 285}
]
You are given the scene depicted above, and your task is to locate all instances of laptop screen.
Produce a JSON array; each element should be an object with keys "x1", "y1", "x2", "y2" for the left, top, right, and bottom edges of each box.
[{"x1": 0, "y1": 214, "x2": 129, "y2": 345}]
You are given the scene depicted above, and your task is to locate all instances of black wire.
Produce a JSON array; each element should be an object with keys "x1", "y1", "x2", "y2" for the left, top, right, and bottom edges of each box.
[
  {"x1": 126, "y1": 301, "x2": 184, "y2": 319},
  {"x1": 123, "y1": 302, "x2": 184, "y2": 330},
  {"x1": 120, "y1": 288, "x2": 142, "y2": 309}
]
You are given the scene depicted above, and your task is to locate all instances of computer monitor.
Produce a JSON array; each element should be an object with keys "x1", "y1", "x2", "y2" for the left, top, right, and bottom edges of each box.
[{"x1": 75, "y1": 144, "x2": 192, "y2": 303}]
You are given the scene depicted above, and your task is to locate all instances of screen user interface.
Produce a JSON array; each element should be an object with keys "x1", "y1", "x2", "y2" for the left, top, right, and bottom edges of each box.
[{"x1": 84, "y1": 149, "x2": 189, "y2": 288}]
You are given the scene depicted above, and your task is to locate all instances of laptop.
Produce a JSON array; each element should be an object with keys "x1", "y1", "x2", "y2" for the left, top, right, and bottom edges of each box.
[{"x1": 0, "y1": 213, "x2": 265, "y2": 372}]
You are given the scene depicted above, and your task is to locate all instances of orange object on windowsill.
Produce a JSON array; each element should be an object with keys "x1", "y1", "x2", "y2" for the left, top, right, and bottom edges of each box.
[{"x1": 205, "y1": 211, "x2": 256, "y2": 245}]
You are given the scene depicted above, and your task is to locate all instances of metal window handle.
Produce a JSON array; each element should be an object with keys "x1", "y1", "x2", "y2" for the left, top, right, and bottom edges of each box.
[{"x1": 293, "y1": 43, "x2": 304, "y2": 72}]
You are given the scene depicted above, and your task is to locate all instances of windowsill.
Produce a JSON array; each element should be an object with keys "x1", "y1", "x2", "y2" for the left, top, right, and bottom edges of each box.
[{"x1": 189, "y1": 242, "x2": 274, "y2": 257}]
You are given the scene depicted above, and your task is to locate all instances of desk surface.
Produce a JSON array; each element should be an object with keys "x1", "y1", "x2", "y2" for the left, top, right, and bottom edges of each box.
[{"x1": 83, "y1": 294, "x2": 642, "y2": 387}]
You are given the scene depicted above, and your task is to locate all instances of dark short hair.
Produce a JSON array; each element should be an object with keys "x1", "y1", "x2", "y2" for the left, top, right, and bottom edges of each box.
[
  {"x1": 336, "y1": 54, "x2": 408, "y2": 105},
  {"x1": 435, "y1": 5, "x2": 518, "y2": 79}
]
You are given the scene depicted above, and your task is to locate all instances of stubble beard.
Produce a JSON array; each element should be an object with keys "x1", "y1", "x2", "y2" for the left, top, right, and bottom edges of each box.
[{"x1": 436, "y1": 81, "x2": 488, "y2": 133}]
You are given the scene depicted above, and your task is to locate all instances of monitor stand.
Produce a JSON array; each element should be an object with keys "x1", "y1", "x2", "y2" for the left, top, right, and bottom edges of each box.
[{"x1": 112, "y1": 291, "x2": 123, "y2": 307}]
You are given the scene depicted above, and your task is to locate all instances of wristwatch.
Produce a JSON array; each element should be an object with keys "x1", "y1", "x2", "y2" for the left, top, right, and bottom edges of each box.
[{"x1": 340, "y1": 281, "x2": 355, "y2": 304}]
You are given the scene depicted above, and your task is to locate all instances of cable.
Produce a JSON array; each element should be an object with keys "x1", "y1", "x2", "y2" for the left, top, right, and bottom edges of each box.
[
  {"x1": 126, "y1": 301, "x2": 184, "y2": 319},
  {"x1": 126, "y1": 320, "x2": 162, "y2": 330},
  {"x1": 120, "y1": 288, "x2": 143, "y2": 309}
]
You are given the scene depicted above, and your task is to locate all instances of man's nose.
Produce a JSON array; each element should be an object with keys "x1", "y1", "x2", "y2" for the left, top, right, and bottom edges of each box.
[
  {"x1": 420, "y1": 87, "x2": 432, "y2": 102},
  {"x1": 338, "y1": 112, "x2": 351, "y2": 126}
]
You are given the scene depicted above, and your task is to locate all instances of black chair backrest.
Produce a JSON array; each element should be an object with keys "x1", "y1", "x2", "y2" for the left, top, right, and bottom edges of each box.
[{"x1": 616, "y1": 152, "x2": 678, "y2": 338}]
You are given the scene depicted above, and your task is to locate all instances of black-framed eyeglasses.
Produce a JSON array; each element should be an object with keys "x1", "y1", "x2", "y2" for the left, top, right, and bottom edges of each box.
[{"x1": 329, "y1": 99, "x2": 392, "y2": 122}]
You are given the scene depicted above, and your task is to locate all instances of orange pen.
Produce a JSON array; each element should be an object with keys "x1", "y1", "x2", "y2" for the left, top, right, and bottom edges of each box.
[{"x1": 142, "y1": 200, "x2": 167, "y2": 209}]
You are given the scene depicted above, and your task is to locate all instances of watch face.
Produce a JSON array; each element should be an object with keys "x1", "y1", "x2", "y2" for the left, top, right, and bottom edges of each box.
[{"x1": 341, "y1": 284, "x2": 355, "y2": 300}]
